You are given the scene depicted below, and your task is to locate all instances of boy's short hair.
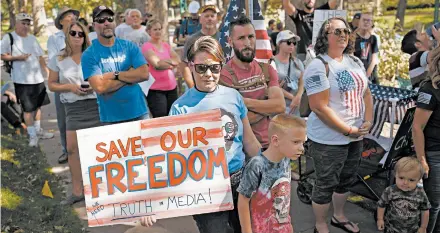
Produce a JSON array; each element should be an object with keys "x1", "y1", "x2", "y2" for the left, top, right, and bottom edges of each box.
[
  {"x1": 401, "y1": 30, "x2": 418, "y2": 55},
  {"x1": 395, "y1": 157, "x2": 424, "y2": 179},
  {"x1": 268, "y1": 114, "x2": 306, "y2": 138}
]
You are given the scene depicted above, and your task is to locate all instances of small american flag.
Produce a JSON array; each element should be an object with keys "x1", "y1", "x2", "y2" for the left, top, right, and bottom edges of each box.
[{"x1": 219, "y1": 0, "x2": 272, "y2": 63}]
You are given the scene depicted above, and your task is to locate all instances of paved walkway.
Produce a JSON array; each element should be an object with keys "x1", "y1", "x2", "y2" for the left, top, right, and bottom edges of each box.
[{"x1": 2, "y1": 69, "x2": 381, "y2": 233}]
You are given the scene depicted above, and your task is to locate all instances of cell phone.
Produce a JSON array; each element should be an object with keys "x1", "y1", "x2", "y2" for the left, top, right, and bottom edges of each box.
[
  {"x1": 426, "y1": 22, "x2": 440, "y2": 38},
  {"x1": 81, "y1": 84, "x2": 90, "y2": 88}
]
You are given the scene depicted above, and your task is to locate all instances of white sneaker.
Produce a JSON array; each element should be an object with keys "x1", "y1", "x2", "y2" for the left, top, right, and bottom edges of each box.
[
  {"x1": 29, "y1": 136, "x2": 39, "y2": 147},
  {"x1": 37, "y1": 128, "x2": 54, "y2": 139}
]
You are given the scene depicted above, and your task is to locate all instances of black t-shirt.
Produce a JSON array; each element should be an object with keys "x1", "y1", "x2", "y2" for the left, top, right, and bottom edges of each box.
[
  {"x1": 289, "y1": 3, "x2": 330, "y2": 54},
  {"x1": 270, "y1": 31, "x2": 280, "y2": 54},
  {"x1": 416, "y1": 81, "x2": 440, "y2": 151},
  {"x1": 354, "y1": 34, "x2": 379, "y2": 82}
]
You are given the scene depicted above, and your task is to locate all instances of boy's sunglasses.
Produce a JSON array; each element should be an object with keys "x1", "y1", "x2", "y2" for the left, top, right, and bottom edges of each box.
[
  {"x1": 328, "y1": 28, "x2": 351, "y2": 36},
  {"x1": 94, "y1": 16, "x2": 114, "y2": 24},
  {"x1": 69, "y1": 30, "x2": 85, "y2": 38},
  {"x1": 285, "y1": 40, "x2": 297, "y2": 46},
  {"x1": 193, "y1": 64, "x2": 222, "y2": 74}
]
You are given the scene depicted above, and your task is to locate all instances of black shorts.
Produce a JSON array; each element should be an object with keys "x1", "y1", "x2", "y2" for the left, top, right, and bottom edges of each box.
[{"x1": 14, "y1": 83, "x2": 50, "y2": 112}]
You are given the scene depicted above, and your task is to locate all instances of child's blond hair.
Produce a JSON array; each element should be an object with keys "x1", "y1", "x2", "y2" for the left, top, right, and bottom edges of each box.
[
  {"x1": 395, "y1": 157, "x2": 424, "y2": 179},
  {"x1": 268, "y1": 114, "x2": 306, "y2": 138}
]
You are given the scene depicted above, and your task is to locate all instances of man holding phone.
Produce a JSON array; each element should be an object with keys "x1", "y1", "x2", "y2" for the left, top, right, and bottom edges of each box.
[
  {"x1": 402, "y1": 24, "x2": 440, "y2": 90},
  {"x1": 81, "y1": 6, "x2": 150, "y2": 124}
]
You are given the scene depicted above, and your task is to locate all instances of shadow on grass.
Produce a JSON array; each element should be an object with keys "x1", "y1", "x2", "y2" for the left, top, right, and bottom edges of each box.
[{"x1": 1, "y1": 126, "x2": 85, "y2": 233}]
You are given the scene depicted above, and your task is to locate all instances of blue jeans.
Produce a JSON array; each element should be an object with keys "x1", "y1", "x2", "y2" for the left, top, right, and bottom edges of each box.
[
  {"x1": 424, "y1": 151, "x2": 440, "y2": 233},
  {"x1": 54, "y1": 93, "x2": 67, "y2": 154}
]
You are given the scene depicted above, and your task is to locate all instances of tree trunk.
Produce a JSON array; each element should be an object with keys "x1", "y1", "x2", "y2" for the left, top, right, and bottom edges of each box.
[
  {"x1": 7, "y1": 0, "x2": 16, "y2": 30},
  {"x1": 134, "y1": 0, "x2": 146, "y2": 15},
  {"x1": 395, "y1": 0, "x2": 407, "y2": 30},
  {"x1": 223, "y1": 0, "x2": 230, "y2": 13},
  {"x1": 32, "y1": 0, "x2": 47, "y2": 36},
  {"x1": 17, "y1": 0, "x2": 27, "y2": 12}
]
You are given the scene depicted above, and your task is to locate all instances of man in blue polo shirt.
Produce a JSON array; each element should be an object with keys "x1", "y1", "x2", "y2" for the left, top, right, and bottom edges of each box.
[{"x1": 82, "y1": 6, "x2": 149, "y2": 123}]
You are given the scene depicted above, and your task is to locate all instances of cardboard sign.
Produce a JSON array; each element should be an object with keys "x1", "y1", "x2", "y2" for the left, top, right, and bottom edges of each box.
[
  {"x1": 312, "y1": 10, "x2": 347, "y2": 45},
  {"x1": 77, "y1": 109, "x2": 233, "y2": 227}
]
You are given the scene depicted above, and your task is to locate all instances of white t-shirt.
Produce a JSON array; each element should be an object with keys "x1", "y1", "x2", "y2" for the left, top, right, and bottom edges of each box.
[
  {"x1": 115, "y1": 23, "x2": 129, "y2": 37},
  {"x1": 88, "y1": 32, "x2": 97, "y2": 42},
  {"x1": 1, "y1": 32, "x2": 45, "y2": 84},
  {"x1": 303, "y1": 54, "x2": 368, "y2": 145},
  {"x1": 117, "y1": 25, "x2": 150, "y2": 48},
  {"x1": 47, "y1": 55, "x2": 96, "y2": 103}
]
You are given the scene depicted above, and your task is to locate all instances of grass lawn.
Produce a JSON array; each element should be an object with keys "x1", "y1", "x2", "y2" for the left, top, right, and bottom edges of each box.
[
  {"x1": 377, "y1": 8, "x2": 435, "y2": 31},
  {"x1": 1, "y1": 126, "x2": 84, "y2": 233}
]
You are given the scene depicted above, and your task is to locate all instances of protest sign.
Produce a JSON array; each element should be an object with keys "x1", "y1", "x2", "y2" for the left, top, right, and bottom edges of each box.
[
  {"x1": 312, "y1": 10, "x2": 347, "y2": 45},
  {"x1": 77, "y1": 109, "x2": 233, "y2": 227}
]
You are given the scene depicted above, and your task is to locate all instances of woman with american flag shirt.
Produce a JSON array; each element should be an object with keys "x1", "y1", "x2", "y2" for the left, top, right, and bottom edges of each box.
[{"x1": 302, "y1": 17, "x2": 373, "y2": 233}]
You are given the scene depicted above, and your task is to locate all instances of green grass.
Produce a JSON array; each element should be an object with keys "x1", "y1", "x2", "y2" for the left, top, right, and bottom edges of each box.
[
  {"x1": 377, "y1": 8, "x2": 435, "y2": 31},
  {"x1": 383, "y1": 0, "x2": 435, "y2": 8},
  {"x1": 1, "y1": 126, "x2": 84, "y2": 233}
]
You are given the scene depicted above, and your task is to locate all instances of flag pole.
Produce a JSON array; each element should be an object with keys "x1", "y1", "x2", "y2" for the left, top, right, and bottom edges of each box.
[{"x1": 245, "y1": 0, "x2": 250, "y2": 17}]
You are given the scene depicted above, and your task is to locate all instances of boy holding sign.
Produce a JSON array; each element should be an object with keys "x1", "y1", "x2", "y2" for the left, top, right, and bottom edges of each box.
[{"x1": 237, "y1": 114, "x2": 306, "y2": 233}]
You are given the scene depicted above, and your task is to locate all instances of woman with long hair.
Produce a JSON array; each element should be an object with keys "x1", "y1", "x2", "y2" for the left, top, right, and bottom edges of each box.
[
  {"x1": 303, "y1": 17, "x2": 373, "y2": 233},
  {"x1": 413, "y1": 45, "x2": 440, "y2": 233},
  {"x1": 142, "y1": 19, "x2": 181, "y2": 117},
  {"x1": 48, "y1": 22, "x2": 100, "y2": 205}
]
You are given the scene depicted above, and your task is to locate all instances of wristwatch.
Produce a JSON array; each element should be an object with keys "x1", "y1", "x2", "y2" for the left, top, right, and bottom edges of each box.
[
  {"x1": 114, "y1": 71, "x2": 120, "y2": 81},
  {"x1": 343, "y1": 127, "x2": 352, "y2": 136}
]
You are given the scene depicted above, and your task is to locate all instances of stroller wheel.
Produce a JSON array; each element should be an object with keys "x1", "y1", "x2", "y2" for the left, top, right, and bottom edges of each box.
[{"x1": 297, "y1": 182, "x2": 312, "y2": 205}]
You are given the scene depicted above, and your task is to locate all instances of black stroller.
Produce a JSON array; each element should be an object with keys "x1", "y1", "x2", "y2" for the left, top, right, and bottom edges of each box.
[{"x1": 296, "y1": 107, "x2": 416, "y2": 207}]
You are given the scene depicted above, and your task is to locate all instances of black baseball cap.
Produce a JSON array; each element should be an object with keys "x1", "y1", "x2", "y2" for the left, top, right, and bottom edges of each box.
[
  {"x1": 92, "y1": 5, "x2": 114, "y2": 20},
  {"x1": 353, "y1": 13, "x2": 361, "y2": 20}
]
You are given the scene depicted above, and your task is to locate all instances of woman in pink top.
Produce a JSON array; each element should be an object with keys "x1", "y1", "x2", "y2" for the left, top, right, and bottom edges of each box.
[{"x1": 142, "y1": 19, "x2": 181, "y2": 117}]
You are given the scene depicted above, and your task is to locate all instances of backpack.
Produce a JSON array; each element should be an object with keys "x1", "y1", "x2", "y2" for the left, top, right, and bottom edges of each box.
[
  {"x1": 219, "y1": 62, "x2": 272, "y2": 124},
  {"x1": 299, "y1": 55, "x2": 364, "y2": 117},
  {"x1": 3, "y1": 33, "x2": 14, "y2": 74}
]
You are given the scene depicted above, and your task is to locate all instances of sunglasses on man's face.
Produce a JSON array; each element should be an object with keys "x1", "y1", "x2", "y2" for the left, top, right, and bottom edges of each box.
[
  {"x1": 193, "y1": 64, "x2": 222, "y2": 74},
  {"x1": 69, "y1": 30, "x2": 85, "y2": 38},
  {"x1": 328, "y1": 28, "x2": 351, "y2": 36},
  {"x1": 94, "y1": 16, "x2": 114, "y2": 24},
  {"x1": 285, "y1": 40, "x2": 297, "y2": 46}
]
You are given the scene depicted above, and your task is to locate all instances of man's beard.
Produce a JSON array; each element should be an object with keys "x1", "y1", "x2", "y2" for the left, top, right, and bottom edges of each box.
[
  {"x1": 234, "y1": 46, "x2": 255, "y2": 63},
  {"x1": 100, "y1": 29, "x2": 114, "y2": 39},
  {"x1": 304, "y1": 2, "x2": 314, "y2": 10}
]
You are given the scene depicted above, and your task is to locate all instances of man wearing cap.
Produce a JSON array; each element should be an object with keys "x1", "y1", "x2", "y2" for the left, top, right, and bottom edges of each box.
[
  {"x1": 115, "y1": 8, "x2": 133, "y2": 37},
  {"x1": 220, "y1": 16, "x2": 285, "y2": 149},
  {"x1": 349, "y1": 13, "x2": 361, "y2": 31},
  {"x1": 117, "y1": 9, "x2": 150, "y2": 48},
  {"x1": 283, "y1": 0, "x2": 338, "y2": 61},
  {"x1": 178, "y1": 1, "x2": 202, "y2": 44},
  {"x1": 81, "y1": 6, "x2": 150, "y2": 124},
  {"x1": 47, "y1": 6, "x2": 79, "y2": 163},
  {"x1": 1, "y1": 13, "x2": 53, "y2": 147},
  {"x1": 180, "y1": 4, "x2": 220, "y2": 88}
]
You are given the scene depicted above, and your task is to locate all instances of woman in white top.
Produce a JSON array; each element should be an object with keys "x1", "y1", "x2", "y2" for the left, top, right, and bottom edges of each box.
[
  {"x1": 48, "y1": 22, "x2": 100, "y2": 206},
  {"x1": 271, "y1": 30, "x2": 305, "y2": 116},
  {"x1": 303, "y1": 17, "x2": 373, "y2": 233}
]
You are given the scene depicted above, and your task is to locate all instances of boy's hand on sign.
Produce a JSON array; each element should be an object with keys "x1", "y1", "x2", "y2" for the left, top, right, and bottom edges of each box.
[{"x1": 140, "y1": 215, "x2": 157, "y2": 227}]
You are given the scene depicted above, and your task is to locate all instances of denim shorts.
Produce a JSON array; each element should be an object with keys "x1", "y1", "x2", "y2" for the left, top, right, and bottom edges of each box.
[
  {"x1": 192, "y1": 170, "x2": 242, "y2": 233},
  {"x1": 310, "y1": 140, "x2": 363, "y2": 205}
]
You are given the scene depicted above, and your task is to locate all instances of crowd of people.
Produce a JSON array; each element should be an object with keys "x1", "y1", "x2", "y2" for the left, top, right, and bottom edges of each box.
[{"x1": 1, "y1": 0, "x2": 440, "y2": 233}]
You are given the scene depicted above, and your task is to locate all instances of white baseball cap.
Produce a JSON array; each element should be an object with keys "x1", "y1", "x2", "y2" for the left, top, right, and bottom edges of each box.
[
  {"x1": 276, "y1": 30, "x2": 301, "y2": 45},
  {"x1": 188, "y1": 1, "x2": 201, "y2": 14},
  {"x1": 16, "y1": 13, "x2": 32, "y2": 21}
]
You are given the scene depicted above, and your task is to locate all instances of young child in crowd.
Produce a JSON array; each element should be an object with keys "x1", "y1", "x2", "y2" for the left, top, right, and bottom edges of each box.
[
  {"x1": 237, "y1": 114, "x2": 306, "y2": 233},
  {"x1": 377, "y1": 157, "x2": 431, "y2": 233}
]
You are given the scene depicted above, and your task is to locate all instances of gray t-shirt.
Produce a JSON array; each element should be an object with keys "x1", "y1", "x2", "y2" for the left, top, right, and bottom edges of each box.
[
  {"x1": 237, "y1": 152, "x2": 292, "y2": 233},
  {"x1": 271, "y1": 57, "x2": 304, "y2": 107},
  {"x1": 118, "y1": 25, "x2": 150, "y2": 48},
  {"x1": 181, "y1": 30, "x2": 220, "y2": 63},
  {"x1": 303, "y1": 54, "x2": 368, "y2": 145},
  {"x1": 378, "y1": 185, "x2": 430, "y2": 233}
]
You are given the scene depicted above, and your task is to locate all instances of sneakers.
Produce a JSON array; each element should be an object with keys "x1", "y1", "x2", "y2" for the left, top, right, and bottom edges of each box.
[
  {"x1": 37, "y1": 128, "x2": 54, "y2": 139},
  {"x1": 58, "y1": 153, "x2": 68, "y2": 164},
  {"x1": 29, "y1": 136, "x2": 39, "y2": 147},
  {"x1": 60, "y1": 194, "x2": 84, "y2": 206}
]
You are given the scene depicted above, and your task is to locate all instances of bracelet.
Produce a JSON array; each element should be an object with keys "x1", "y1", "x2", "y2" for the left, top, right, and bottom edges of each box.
[
  {"x1": 364, "y1": 120, "x2": 372, "y2": 125},
  {"x1": 343, "y1": 126, "x2": 352, "y2": 136}
]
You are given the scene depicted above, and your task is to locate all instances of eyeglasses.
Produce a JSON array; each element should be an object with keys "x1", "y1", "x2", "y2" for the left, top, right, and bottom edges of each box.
[
  {"x1": 193, "y1": 64, "x2": 222, "y2": 74},
  {"x1": 285, "y1": 40, "x2": 297, "y2": 46},
  {"x1": 94, "y1": 16, "x2": 114, "y2": 24},
  {"x1": 328, "y1": 28, "x2": 351, "y2": 36},
  {"x1": 69, "y1": 30, "x2": 85, "y2": 38}
]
